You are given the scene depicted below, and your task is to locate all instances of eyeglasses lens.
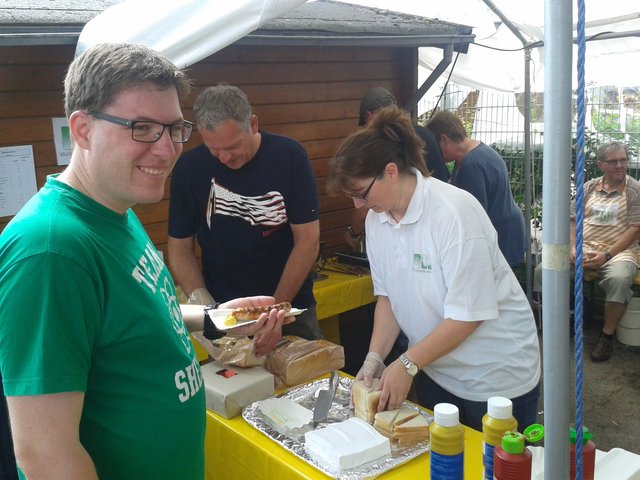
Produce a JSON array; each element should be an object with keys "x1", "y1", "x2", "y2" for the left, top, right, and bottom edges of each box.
[
  {"x1": 131, "y1": 122, "x2": 193, "y2": 143},
  {"x1": 602, "y1": 158, "x2": 627, "y2": 166}
]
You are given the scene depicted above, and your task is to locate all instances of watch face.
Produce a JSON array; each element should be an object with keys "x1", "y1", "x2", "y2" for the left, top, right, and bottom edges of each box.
[{"x1": 401, "y1": 354, "x2": 418, "y2": 376}]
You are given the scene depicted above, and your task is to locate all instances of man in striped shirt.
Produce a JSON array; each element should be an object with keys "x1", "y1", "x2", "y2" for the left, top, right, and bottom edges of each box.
[
  {"x1": 571, "y1": 142, "x2": 640, "y2": 361},
  {"x1": 535, "y1": 142, "x2": 640, "y2": 361}
]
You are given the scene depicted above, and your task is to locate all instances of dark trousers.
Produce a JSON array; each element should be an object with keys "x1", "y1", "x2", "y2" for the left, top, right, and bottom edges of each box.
[{"x1": 414, "y1": 371, "x2": 541, "y2": 432}]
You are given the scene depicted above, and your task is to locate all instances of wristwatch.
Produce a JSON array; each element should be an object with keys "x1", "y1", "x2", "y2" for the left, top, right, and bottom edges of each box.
[
  {"x1": 604, "y1": 251, "x2": 613, "y2": 263},
  {"x1": 203, "y1": 302, "x2": 224, "y2": 340},
  {"x1": 399, "y1": 353, "x2": 419, "y2": 377}
]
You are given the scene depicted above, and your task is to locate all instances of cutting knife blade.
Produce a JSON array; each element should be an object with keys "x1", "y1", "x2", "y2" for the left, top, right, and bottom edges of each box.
[{"x1": 312, "y1": 370, "x2": 339, "y2": 425}]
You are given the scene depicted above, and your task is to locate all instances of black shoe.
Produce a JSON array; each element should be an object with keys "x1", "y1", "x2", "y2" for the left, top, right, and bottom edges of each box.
[{"x1": 591, "y1": 336, "x2": 613, "y2": 362}]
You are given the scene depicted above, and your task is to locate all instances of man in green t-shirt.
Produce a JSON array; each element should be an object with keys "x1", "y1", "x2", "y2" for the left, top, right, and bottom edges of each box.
[{"x1": 0, "y1": 43, "x2": 289, "y2": 480}]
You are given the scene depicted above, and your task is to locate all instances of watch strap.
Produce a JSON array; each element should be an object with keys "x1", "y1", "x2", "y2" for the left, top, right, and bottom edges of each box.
[{"x1": 203, "y1": 302, "x2": 224, "y2": 340}]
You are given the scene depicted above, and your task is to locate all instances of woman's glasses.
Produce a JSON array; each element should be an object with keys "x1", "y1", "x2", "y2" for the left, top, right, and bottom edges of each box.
[{"x1": 347, "y1": 175, "x2": 378, "y2": 201}]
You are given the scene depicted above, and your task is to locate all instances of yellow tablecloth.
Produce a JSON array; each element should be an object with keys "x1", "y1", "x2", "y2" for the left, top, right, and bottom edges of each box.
[
  {"x1": 312, "y1": 269, "x2": 376, "y2": 321},
  {"x1": 199, "y1": 274, "x2": 480, "y2": 478},
  {"x1": 204, "y1": 407, "x2": 483, "y2": 479}
]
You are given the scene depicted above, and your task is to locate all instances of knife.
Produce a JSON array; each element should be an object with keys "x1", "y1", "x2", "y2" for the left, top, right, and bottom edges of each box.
[{"x1": 312, "y1": 370, "x2": 339, "y2": 426}]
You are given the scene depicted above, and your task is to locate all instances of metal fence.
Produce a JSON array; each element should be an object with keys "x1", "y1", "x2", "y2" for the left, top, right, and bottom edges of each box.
[
  {"x1": 417, "y1": 83, "x2": 640, "y2": 253},
  {"x1": 420, "y1": 84, "x2": 640, "y2": 152},
  {"x1": 418, "y1": 83, "x2": 640, "y2": 208}
]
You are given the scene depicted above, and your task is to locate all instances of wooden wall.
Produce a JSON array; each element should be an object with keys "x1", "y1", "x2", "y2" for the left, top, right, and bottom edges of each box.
[{"x1": 0, "y1": 42, "x2": 418, "y2": 260}]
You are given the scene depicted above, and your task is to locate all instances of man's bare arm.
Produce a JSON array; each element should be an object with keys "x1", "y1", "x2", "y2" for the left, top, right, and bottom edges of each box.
[
  {"x1": 7, "y1": 392, "x2": 98, "y2": 480},
  {"x1": 168, "y1": 235, "x2": 211, "y2": 300},
  {"x1": 273, "y1": 220, "x2": 320, "y2": 303}
]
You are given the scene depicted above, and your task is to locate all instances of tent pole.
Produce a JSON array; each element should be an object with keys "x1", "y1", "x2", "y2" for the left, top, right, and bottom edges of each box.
[
  {"x1": 524, "y1": 48, "x2": 533, "y2": 303},
  {"x1": 483, "y1": 1, "x2": 574, "y2": 475},
  {"x1": 481, "y1": 0, "x2": 528, "y2": 45},
  {"x1": 480, "y1": 0, "x2": 535, "y2": 300},
  {"x1": 542, "y1": 0, "x2": 573, "y2": 478}
]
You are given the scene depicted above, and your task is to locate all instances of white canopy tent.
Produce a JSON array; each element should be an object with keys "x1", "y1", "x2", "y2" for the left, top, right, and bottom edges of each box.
[
  {"x1": 76, "y1": 0, "x2": 308, "y2": 67},
  {"x1": 344, "y1": 2, "x2": 638, "y2": 478},
  {"x1": 344, "y1": 0, "x2": 640, "y2": 92},
  {"x1": 77, "y1": 1, "x2": 637, "y2": 478}
]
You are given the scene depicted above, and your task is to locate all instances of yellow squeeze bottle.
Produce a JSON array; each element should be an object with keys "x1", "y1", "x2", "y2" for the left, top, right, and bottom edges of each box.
[
  {"x1": 429, "y1": 403, "x2": 465, "y2": 480},
  {"x1": 482, "y1": 396, "x2": 518, "y2": 480}
]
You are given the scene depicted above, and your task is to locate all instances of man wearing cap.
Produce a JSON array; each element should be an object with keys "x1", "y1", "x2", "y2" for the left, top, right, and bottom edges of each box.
[
  {"x1": 346, "y1": 87, "x2": 451, "y2": 244},
  {"x1": 342, "y1": 88, "x2": 452, "y2": 372},
  {"x1": 358, "y1": 87, "x2": 450, "y2": 183}
]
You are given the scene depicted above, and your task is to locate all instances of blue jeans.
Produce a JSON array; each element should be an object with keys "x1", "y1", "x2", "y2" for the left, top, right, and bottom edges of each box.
[{"x1": 414, "y1": 371, "x2": 541, "y2": 432}]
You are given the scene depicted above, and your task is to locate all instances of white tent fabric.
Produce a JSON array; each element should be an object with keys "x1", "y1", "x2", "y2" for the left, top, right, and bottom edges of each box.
[
  {"x1": 343, "y1": 0, "x2": 640, "y2": 92},
  {"x1": 77, "y1": 0, "x2": 640, "y2": 91},
  {"x1": 76, "y1": 0, "x2": 308, "y2": 68}
]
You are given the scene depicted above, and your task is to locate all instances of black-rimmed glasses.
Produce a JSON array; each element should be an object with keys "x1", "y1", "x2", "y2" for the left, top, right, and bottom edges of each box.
[
  {"x1": 88, "y1": 111, "x2": 194, "y2": 144},
  {"x1": 347, "y1": 175, "x2": 379, "y2": 201}
]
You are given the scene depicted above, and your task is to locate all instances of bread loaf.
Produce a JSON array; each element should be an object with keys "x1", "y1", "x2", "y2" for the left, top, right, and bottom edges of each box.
[
  {"x1": 264, "y1": 336, "x2": 344, "y2": 388},
  {"x1": 352, "y1": 379, "x2": 381, "y2": 424}
]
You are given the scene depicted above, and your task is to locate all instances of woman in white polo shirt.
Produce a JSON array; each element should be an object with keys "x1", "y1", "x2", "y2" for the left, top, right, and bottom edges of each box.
[{"x1": 327, "y1": 105, "x2": 541, "y2": 431}]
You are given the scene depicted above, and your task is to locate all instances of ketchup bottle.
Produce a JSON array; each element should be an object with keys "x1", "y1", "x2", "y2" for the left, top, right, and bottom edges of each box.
[
  {"x1": 570, "y1": 426, "x2": 596, "y2": 480},
  {"x1": 493, "y1": 424, "x2": 544, "y2": 480}
]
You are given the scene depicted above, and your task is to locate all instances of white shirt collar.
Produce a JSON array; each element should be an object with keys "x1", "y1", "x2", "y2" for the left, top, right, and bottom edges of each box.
[{"x1": 377, "y1": 168, "x2": 427, "y2": 227}]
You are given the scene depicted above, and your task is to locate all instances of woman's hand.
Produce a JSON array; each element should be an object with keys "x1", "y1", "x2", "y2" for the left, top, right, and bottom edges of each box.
[{"x1": 377, "y1": 360, "x2": 413, "y2": 411}]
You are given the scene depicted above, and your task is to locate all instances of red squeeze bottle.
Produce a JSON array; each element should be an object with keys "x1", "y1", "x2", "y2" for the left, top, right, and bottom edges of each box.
[
  {"x1": 493, "y1": 431, "x2": 532, "y2": 480},
  {"x1": 570, "y1": 426, "x2": 596, "y2": 480}
]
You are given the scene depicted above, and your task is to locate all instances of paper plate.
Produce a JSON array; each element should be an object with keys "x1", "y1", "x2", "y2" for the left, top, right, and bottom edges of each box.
[{"x1": 206, "y1": 307, "x2": 305, "y2": 331}]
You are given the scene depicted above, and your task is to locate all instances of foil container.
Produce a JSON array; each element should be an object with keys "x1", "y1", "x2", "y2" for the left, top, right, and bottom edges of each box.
[{"x1": 242, "y1": 376, "x2": 432, "y2": 479}]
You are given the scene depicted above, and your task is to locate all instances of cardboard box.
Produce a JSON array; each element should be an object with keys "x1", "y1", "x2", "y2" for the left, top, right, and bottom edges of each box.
[{"x1": 201, "y1": 360, "x2": 275, "y2": 419}]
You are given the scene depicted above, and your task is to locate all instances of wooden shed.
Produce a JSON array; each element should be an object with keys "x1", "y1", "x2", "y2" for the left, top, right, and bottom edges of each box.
[{"x1": 0, "y1": 0, "x2": 473, "y2": 264}]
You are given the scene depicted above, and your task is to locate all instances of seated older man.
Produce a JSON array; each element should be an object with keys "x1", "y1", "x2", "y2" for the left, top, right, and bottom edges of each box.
[{"x1": 535, "y1": 141, "x2": 640, "y2": 361}]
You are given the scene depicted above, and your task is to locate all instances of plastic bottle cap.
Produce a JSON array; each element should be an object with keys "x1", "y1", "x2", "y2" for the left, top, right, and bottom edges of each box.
[
  {"x1": 501, "y1": 431, "x2": 525, "y2": 454},
  {"x1": 570, "y1": 426, "x2": 593, "y2": 445},
  {"x1": 523, "y1": 424, "x2": 545, "y2": 443},
  {"x1": 487, "y1": 396, "x2": 513, "y2": 419},
  {"x1": 434, "y1": 403, "x2": 460, "y2": 427}
]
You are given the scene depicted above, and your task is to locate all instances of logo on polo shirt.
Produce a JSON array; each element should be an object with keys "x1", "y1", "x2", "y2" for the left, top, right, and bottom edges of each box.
[{"x1": 412, "y1": 253, "x2": 432, "y2": 272}]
